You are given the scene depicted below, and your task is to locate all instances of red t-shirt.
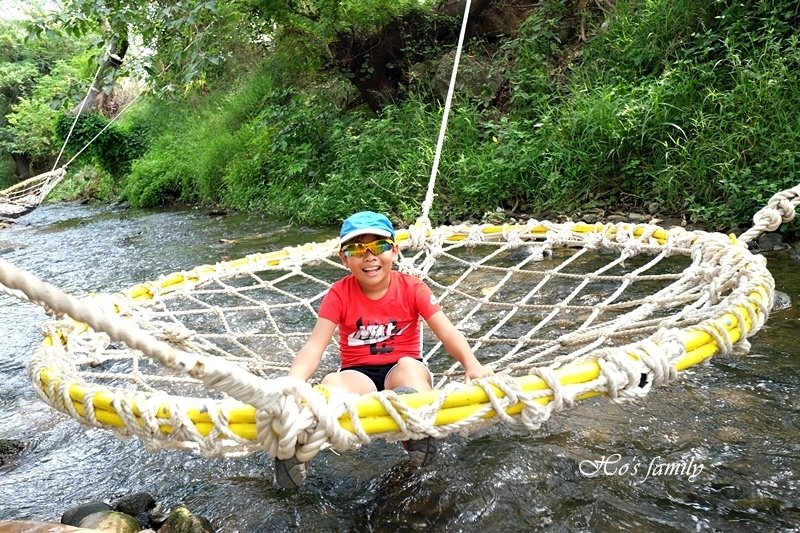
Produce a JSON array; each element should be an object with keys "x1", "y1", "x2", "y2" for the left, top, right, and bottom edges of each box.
[{"x1": 318, "y1": 270, "x2": 441, "y2": 367}]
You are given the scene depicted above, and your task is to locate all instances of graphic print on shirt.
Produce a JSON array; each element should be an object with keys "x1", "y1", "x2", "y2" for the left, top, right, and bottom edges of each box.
[{"x1": 347, "y1": 317, "x2": 410, "y2": 355}]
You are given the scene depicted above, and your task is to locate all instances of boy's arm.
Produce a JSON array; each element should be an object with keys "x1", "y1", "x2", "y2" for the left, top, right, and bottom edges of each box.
[
  {"x1": 288, "y1": 317, "x2": 338, "y2": 381},
  {"x1": 425, "y1": 310, "x2": 493, "y2": 381}
]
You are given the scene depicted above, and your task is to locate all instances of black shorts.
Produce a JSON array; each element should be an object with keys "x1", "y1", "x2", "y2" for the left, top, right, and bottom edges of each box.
[{"x1": 341, "y1": 360, "x2": 422, "y2": 391}]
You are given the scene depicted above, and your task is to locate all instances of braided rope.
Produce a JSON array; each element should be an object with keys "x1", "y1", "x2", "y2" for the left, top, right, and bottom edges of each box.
[
  {"x1": 4, "y1": 216, "x2": 774, "y2": 459},
  {"x1": 738, "y1": 184, "x2": 800, "y2": 243}
]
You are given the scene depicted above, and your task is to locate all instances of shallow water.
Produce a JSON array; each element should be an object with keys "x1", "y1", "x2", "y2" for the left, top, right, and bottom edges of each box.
[{"x1": 0, "y1": 204, "x2": 798, "y2": 531}]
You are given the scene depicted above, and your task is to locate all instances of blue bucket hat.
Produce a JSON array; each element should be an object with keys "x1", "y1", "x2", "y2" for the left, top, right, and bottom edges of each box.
[{"x1": 339, "y1": 211, "x2": 396, "y2": 243}]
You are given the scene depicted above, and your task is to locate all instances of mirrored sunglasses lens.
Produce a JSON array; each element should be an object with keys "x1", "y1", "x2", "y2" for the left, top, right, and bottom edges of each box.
[
  {"x1": 341, "y1": 239, "x2": 393, "y2": 257},
  {"x1": 371, "y1": 240, "x2": 391, "y2": 254},
  {"x1": 342, "y1": 244, "x2": 364, "y2": 257}
]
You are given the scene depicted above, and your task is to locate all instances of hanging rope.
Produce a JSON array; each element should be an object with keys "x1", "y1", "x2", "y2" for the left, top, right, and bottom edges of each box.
[
  {"x1": 1, "y1": 20, "x2": 213, "y2": 216},
  {"x1": 420, "y1": 0, "x2": 473, "y2": 225}
]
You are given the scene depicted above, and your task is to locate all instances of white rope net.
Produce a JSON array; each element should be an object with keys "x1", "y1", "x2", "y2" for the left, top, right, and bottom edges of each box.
[
  {"x1": 0, "y1": 168, "x2": 67, "y2": 218},
  {"x1": 10, "y1": 208, "x2": 782, "y2": 460}
]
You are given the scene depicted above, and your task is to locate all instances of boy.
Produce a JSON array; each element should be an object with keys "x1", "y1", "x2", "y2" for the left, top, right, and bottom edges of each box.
[{"x1": 276, "y1": 211, "x2": 493, "y2": 489}]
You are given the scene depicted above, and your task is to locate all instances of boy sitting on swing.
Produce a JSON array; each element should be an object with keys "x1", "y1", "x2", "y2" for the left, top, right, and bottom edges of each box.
[{"x1": 276, "y1": 211, "x2": 493, "y2": 489}]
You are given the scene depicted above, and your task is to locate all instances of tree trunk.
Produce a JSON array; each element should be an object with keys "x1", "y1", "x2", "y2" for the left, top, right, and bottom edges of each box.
[
  {"x1": 71, "y1": 37, "x2": 130, "y2": 116},
  {"x1": 11, "y1": 153, "x2": 31, "y2": 181},
  {"x1": 328, "y1": 0, "x2": 534, "y2": 112}
]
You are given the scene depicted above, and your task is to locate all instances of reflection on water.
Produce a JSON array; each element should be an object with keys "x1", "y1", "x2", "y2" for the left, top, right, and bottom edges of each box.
[{"x1": 1, "y1": 204, "x2": 798, "y2": 531}]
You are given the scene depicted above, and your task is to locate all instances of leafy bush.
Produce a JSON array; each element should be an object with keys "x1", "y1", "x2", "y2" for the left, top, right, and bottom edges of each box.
[
  {"x1": 97, "y1": 0, "x2": 800, "y2": 232},
  {"x1": 55, "y1": 112, "x2": 147, "y2": 177},
  {"x1": 122, "y1": 64, "x2": 280, "y2": 207}
]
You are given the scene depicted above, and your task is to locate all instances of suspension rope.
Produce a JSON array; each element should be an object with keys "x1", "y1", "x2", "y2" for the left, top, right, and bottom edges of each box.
[
  {"x1": 420, "y1": 0, "x2": 473, "y2": 224},
  {"x1": 52, "y1": 60, "x2": 106, "y2": 171}
]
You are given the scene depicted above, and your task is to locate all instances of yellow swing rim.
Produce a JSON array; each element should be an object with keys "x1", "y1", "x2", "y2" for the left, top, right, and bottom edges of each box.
[{"x1": 30, "y1": 221, "x2": 773, "y2": 440}]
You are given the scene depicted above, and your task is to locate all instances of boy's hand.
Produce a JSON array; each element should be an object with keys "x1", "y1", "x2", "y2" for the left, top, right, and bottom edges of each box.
[{"x1": 464, "y1": 363, "x2": 494, "y2": 383}]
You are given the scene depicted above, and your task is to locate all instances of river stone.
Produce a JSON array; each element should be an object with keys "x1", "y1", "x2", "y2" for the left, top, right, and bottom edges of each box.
[
  {"x1": 773, "y1": 290, "x2": 792, "y2": 311},
  {"x1": 78, "y1": 511, "x2": 140, "y2": 532},
  {"x1": 113, "y1": 492, "x2": 156, "y2": 528},
  {"x1": 756, "y1": 232, "x2": 784, "y2": 251},
  {"x1": 627, "y1": 212, "x2": 650, "y2": 223},
  {"x1": 0, "y1": 521, "x2": 105, "y2": 532},
  {"x1": 61, "y1": 502, "x2": 112, "y2": 527},
  {"x1": 0, "y1": 439, "x2": 24, "y2": 465},
  {"x1": 159, "y1": 506, "x2": 215, "y2": 533}
]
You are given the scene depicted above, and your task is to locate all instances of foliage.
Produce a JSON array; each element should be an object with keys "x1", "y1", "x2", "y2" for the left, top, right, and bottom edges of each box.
[
  {"x1": 1, "y1": 16, "x2": 96, "y2": 177},
  {"x1": 34, "y1": 0, "x2": 437, "y2": 97},
  {"x1": 120, "y1": 64, "x2": 280, "y2": 206},
  {"x1": 47, "y1": 165, "x2": 116, "y2": 202},
  {"x1": 55, "y1": 112, "x2": 148, "y2": 177},
  {"x1": 530, "y1": 0, "x2": 800, "y2": 226},
  {"x1": 23, "y1": 0, "x2": 800, "y2": 235}
]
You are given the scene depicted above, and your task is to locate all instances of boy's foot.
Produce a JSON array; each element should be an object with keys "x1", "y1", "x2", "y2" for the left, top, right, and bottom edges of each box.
[
  {"x1": 393, "y1": 387, "x2": 438, "y2": 467},
  {"x1": 274, "y1": 456, "x2": 308, "y2": 489},
  {"x1": 401, "y1": 434, "x2": 438, "y2": 467}
]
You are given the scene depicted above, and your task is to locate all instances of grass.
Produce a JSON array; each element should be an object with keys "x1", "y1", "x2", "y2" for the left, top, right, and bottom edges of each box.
[{"x1": 105, "y1": 0, "x2": 800, "y2": 234}]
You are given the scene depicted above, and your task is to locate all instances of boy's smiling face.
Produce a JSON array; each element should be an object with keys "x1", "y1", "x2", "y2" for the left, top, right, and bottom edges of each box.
[{"x1": 339, "y1": 233, "x2": 398, "y2": 295}]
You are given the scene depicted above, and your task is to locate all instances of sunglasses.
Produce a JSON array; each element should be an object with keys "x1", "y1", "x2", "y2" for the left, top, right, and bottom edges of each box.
[{"x1": 341, "y1": 239, "x2": 395, "y2": 258}]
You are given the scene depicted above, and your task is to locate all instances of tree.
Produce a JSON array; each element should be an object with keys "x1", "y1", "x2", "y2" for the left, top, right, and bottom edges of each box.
[
  {"x1": 38, "y1": 0, "x2": 536, "y2": 112},
  {"x1": 33, "y1": 0, "x2": 249, "y2": 95},
  {"x1": 0, "y1": 17, "x2": 92, "y2": 181}
]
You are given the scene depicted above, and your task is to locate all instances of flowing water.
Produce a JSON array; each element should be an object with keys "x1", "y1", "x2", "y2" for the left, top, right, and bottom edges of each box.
[{"x1": 0, "y1": 204, "x2": 798, "y2": 532}]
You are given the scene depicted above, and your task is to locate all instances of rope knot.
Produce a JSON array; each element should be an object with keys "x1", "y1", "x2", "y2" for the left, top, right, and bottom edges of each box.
[{"x1": 407, "y1": 217, "x2": 432, "y2": 250}]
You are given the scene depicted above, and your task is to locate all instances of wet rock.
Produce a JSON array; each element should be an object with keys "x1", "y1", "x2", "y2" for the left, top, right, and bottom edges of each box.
[
  {"x1": 113, "y1": 492, "x2": 156, "y2": 529},
  {"x1": 735, "y1": 496, "x2": 785, "y2": 513},
  {"x1": 578, "y1": 208, "x2": 604, "y2": 224},
  {"x1": 79, "y1": 511, "x2": 139, "y2": 532},
  {"x1": 0, "y1": 439, "x2": 24, "y2": 465},
  {"x1": 159, "y1": 506, "x2": 215, "y2": 533},
  {"x1": 790, "y1": 243, "x2": 800, "y2": 261},
  {"x1": 0, "y1": 521, "x2": 103, "y2": 532},
  {"x1": 713, "y1": 426, "x2": 747, "y2": 444},
  {"x1": 756, "y1": 232, "x2": 785, "y2": 251},
  {"x1": 773, "y1": 290, "x2": 792, "y2": 312},
  {"x1": 627, "y1": 212, "x2": 650, "y2": 223},
  {"x1": 61, "y1": 502, "x2": 112, "y2": 527}
]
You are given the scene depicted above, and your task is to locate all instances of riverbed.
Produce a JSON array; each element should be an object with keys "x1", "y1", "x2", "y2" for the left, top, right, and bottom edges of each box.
[{"x1": 1, "y1": 204, "x2": 798, "y2": 531}]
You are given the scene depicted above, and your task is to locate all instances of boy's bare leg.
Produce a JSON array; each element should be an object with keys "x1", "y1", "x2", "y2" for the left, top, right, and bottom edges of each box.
[
  {"x1": 384, "y1": 357, "x2": 438, "y2": 467},
  {"x1": 384, "y1": 357, "x2": 433, "y2": 391},
  {"x1": 321, "y1": 369, "x2": 378, "y2": 394}
]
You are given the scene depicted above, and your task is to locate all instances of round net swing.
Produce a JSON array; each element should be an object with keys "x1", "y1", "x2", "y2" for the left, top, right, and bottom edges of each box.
[{"x1": 1, "y1": 183, "x2": 796, "y2": 464}]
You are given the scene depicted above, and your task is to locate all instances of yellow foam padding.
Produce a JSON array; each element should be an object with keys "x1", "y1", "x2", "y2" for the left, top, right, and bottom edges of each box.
[
  {"x1": 120, "y1": 222, "x2": 672, "y2": 302},
  {"x1": 34, "y1": 281, "x2": 767, "y2": 440},
  {"x1": 32, "y1": 222, "x2": 762, "y2": 443}
]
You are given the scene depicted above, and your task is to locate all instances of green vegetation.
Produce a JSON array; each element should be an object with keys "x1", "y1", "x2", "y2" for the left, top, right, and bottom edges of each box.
[
  {"x1": 3, "y1": 0, "x2": 800, "y2": 232},
  {"x1": 0, "y1": 14, "x2": 94, "y2": 187}
]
